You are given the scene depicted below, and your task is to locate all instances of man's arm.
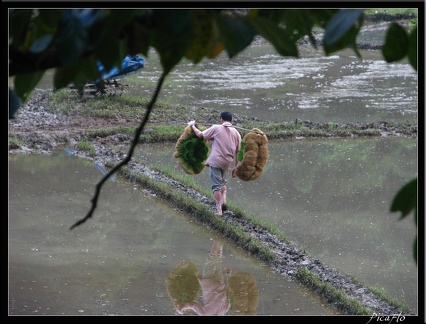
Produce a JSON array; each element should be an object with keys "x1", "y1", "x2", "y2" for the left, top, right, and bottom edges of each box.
[{"x1": 188, "y1": 120, "x2": 203, "y2": 138}]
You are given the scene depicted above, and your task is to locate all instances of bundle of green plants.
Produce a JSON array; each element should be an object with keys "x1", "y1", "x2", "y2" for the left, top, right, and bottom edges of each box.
[{"x1": 174, "y1": 125, "x2": 209, "y2": 174}]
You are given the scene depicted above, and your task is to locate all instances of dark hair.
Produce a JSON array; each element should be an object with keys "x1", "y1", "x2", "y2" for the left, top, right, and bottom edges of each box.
[{"x1": 220, "y1": 111, "x2": 233, "y2": 122}]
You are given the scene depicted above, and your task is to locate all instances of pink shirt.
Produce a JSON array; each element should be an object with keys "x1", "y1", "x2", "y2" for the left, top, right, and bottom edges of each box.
[
  {"x1": 183, "y1": 278, "x2": 230, "y2": 315},
  {"x1": 202, "y1": 122, "x2": 241, "y2": 170}
]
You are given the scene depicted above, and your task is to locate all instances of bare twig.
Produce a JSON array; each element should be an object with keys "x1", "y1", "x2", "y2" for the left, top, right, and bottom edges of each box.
[{"x1": 70, "y1": 71, "x2": 168, "y2": 230}]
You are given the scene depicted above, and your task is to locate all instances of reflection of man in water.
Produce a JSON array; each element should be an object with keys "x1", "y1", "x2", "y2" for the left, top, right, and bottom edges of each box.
[
  {"x1": 179, "y1": 241, "x2": 231, "y2": 315},
  {"x1": 178, "y1": 240, "x2": 231, "y2": 315},
  {"x1": 166, "y1": 240, "x2": 259, "y2": 316}
]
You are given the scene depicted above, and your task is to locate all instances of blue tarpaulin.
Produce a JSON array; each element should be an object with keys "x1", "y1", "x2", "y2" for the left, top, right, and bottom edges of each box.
[{"x1": 97, "y1": 55, "x2": 145, "y2": 80}]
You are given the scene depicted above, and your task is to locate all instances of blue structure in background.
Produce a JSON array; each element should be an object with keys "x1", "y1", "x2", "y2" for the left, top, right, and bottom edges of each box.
[
  {"x1": 72, "y1": 54, "x2": 146, "y2": 96},
  {"x1": 97, "y1": 55, "x2": 145, "y2": 80}
]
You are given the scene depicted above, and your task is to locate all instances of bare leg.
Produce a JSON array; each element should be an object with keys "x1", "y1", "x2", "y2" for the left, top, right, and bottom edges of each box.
[
  {"x1": 221, "y1": 185, "x2": 227, "y2": 205},
  {"x1": 221, "y1": 185, "x2": 228, "y2": 211},
  {"x1": 214, "y1": 190, "x2": 223, "y2": 215}
]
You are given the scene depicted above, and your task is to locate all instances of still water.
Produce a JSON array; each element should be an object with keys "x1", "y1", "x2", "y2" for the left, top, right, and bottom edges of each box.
[
  {"x1": 134, "y1": 137, "x2": 418, "y2": 314},
  {"x1": 12, "y1": 22, "x2": 418, "y2": 315},
  {"x1": 9, "y1": 135, "x2": 417, "y2": 315},
  {"x1": 9, "y1": 153, "x2": 339, "y2": 316}
]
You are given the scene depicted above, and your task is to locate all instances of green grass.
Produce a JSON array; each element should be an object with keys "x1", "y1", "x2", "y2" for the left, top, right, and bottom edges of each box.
[
  {"x1": 8, "y1": 133, "x2": 25, "y2": 150},
  {"x1": 140, "y1": 125, "x2": 185, "y2": 142},
  {"x1": 151, "y1": 163, "x2": 288, "y2": 239},
  {"x1": 76, "y1": 140, "x2": 96, "y2": 157},
  {"x1": 369, "y1": 286, "x2": 411, "y2": 314},
  {"x1": 49, "y1": 89, "x2": 150, "y2": 118},
  {"x1": 155, "y1": 164, "x2": 208, "y2": 194},
  {"x1": 296, "y1": 267, "x2": 372, "y2": 315}
]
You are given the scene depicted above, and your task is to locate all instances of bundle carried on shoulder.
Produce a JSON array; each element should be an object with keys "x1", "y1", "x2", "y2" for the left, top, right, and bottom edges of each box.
[
  {"x1": 236, "y1": 128, "x2": 268, "y2": 181},
  {"x1": 174, "y1": 125, "x2": 209, "y2": 175}
]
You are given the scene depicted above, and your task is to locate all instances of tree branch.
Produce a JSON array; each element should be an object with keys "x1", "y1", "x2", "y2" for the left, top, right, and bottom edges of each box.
[
  {"x1": 9, "y1": 47, "x2": 93, "y2": 76},
  {"x1": 69, "y1": 71, "x2": 168, "y2": 230}
]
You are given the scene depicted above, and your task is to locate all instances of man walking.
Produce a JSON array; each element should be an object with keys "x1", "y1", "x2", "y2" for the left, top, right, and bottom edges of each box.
[{"x1": 188, "y1": 112, "x2": 241, "y2": 215}]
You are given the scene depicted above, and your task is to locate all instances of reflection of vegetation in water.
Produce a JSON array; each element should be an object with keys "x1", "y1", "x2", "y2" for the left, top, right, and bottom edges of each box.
[
  {"x1": 166, "y1": 261, "x2": 200, "y2": 311},
  {"x1": 166, "y1": 242, "x2": 260, "y2": 316}
]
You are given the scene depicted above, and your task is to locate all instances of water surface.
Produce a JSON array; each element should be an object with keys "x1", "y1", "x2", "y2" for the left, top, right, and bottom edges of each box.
[
  {"x1": 135, "y1": 137, "x2": 418, "y2": 313},
  {"x1": 9, "y1": 153, "x2": 339, "y2": 316},
  {"x1": 17, "y1": 22, "x2": 418, "y2": 314},
  {"x1": 129, "y1": 45, "x2": 417, "y2": 124}
]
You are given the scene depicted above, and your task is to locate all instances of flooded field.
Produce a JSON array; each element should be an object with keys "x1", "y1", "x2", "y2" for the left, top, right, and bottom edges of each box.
[{"x1": 11, "y1": 16, "x2": 418, "y2": 315}]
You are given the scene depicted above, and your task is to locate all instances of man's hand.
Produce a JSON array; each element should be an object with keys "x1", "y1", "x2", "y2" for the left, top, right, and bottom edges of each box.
[
  {"x1": 232, "y1": 167, "x2": 237, "y2": 178},
  {"x1": 188, "y1": 120, "x2": 196, "y2": 127}
]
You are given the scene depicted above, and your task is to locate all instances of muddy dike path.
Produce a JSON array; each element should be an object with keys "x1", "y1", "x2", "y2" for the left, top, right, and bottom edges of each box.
[{"x1": 9, "y1": 90, "x2": 417, "y2": 316}]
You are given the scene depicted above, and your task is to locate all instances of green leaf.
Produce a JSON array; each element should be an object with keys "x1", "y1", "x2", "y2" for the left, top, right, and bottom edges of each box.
[
  {"x1": 38, "y1": 9, "x2": 63, "y2": 31},
  {"x1": 9, "y1": 9, "x2": 33, "y2": 49},
  {"x1": 215, "y1": 14, "x2": 255, "y2": 58},
  {"x1": 253, "y1": 9, "x2": 340, "y2": 49},
  {"x1": 324, "y1": 9, "x2": 364, "y2": 45},
  {"x1": 54, "y1": 66, "x2": 78, "y2": 90},
  {"x1": 185, "y1": 10, "x2": 214, "y2": 63},
  {"x1": 98, "y1": 45, "x2": 122, "y2": 74},
  {"x1": 29, "y1": 34, "x2": 53, "y2": 53},
  {"x1": 94, "y1": 10, "x2": 136, "y2": 69},
  {"x1": 247, "y1": 16, "x2": 298, "y2": 57},
  {"x1": 55, "y1": 10, "x2": 89, "y2": 67},
  {"x1": 382, "y1": 22, "x2": 409, "y2": 63},
  {"x1": 54, "y1": 56, "x2": 99, "y2": 90},
  {"x1": 323, "y1": 10, "x2": 363, "y2": 56},
  {"x1": 84, "y1": 9, "x2": 108, "y2": 50},
  {"x1": 124, "y1": 17, "x2": 151, "y2": 58},
  {"x1": 150, "y1": 10, "x2": 193, "y2": 74},
  {"x1": 166, "y1": 261, "x2": 200, "y2": 309},
  {"x1": 390, "y1": 178, "x2": 417, "y2": 220},
  {"x1": 275, "y1": 9, "x2": 331, "y2": 42},
  {"x1": 9, "y1": 88, "x2": 21, "y2": 119},
  {"x1": 408, "y1": 27, "x2": 417, "y2": 71},
  {"x1": 14, "y1": 70, "x2": 45, "y2": 102}
]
